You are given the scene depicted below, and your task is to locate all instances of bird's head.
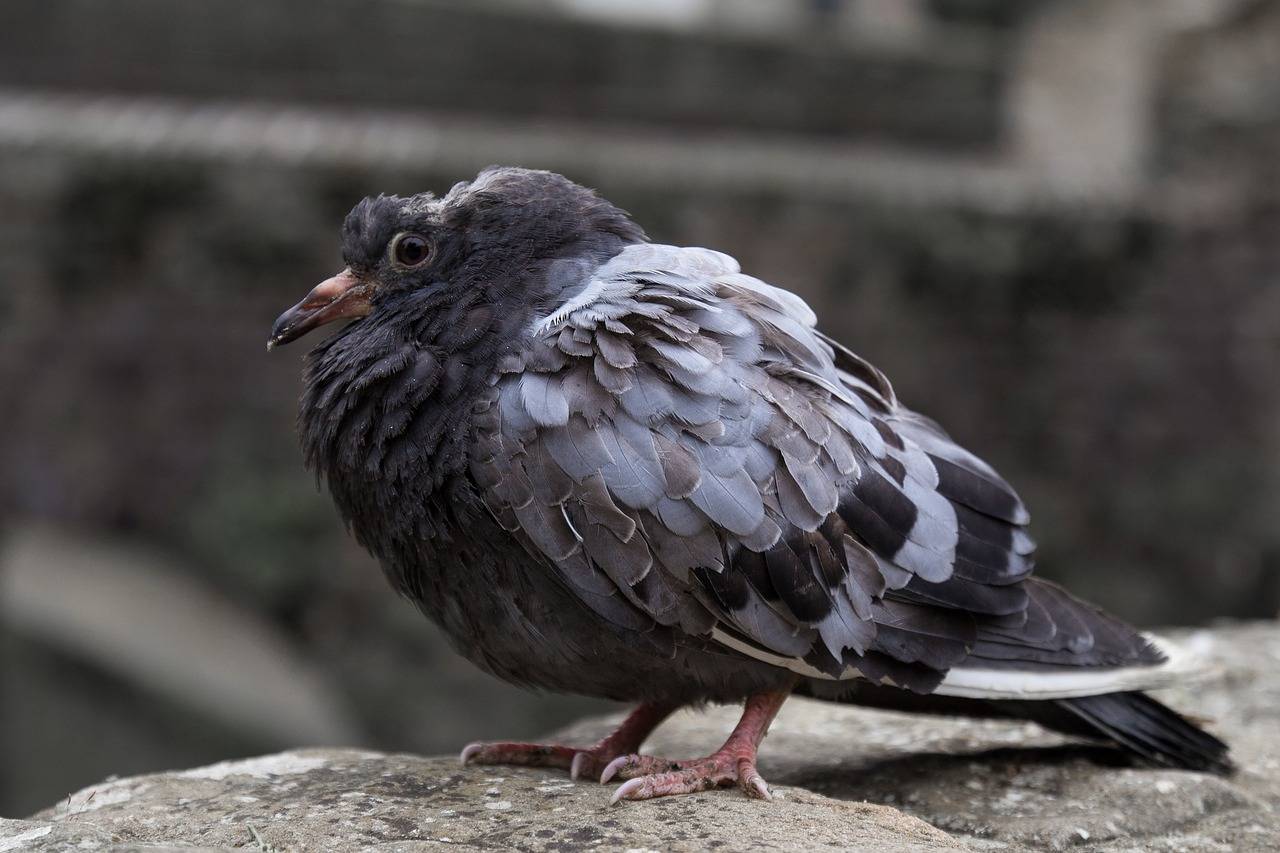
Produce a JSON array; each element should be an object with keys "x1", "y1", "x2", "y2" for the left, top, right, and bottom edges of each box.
[{"x1": 267, "y1": 167, "x2": 645, "y2": 350}]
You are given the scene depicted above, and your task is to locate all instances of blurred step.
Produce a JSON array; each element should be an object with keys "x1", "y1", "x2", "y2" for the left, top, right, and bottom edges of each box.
[
  {"x1": 0, "y1": 521, "x2": 360, "y2": 746},
  {"x1": 0, "y1": 88, "x2": 1123, "y2": 213}
]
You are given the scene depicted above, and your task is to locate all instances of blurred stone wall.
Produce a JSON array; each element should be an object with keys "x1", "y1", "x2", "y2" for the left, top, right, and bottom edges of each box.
[{"x1": 2, "y1": 0, "x2": 1279, "y2": 817}]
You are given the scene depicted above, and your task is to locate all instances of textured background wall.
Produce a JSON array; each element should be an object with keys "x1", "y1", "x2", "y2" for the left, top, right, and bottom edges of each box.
[{"x1": 2, "y1": 0, "x2": 1278, "y2": 817}]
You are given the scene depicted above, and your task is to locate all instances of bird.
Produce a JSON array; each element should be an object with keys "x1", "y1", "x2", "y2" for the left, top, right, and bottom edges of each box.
[{"x1": 268, "y1": 166, "x2": 1230, "y2": 804}]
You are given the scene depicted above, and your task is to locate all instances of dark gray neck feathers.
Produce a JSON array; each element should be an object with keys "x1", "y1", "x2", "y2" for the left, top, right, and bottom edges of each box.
[
  {"x1": 298, "y1": 284, "x2": 510, "y2": 555},
  {"x1": 298, "y1": 235, "x2": 632, "y2": 559}
]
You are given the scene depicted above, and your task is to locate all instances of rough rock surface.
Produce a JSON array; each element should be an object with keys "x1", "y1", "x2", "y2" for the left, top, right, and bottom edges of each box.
[{"x1": 9, "y1": 623, "x2": 1280, "y2": 852}]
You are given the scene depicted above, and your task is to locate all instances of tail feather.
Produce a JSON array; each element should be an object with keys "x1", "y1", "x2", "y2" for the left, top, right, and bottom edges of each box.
[
  {"x1": 1056, "y1": 691, "x2": 1233, "y2": 775},
  {"x1": 801, "y1": 680, "x2": 1233, "y2": 775}
]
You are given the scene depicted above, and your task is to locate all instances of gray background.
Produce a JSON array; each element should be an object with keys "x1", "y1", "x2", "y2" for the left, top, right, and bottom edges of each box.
[{"x1": 2, "y1": 0, "x2": 1278, "y2": 817}]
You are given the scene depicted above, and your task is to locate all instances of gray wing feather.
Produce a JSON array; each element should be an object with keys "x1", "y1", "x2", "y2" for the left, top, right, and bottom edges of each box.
[
  {"x1": 595, "y1": 418, "x2": 666, "y2": 509},
  {"x1": 654, "y1": 495, "x2": 709, "y2": 537},
  {"x1": 689, "y1": 467, "x2": 765, "y2": 537},
  {"x1": 542, "y1": 414, "x2": 614, "y2": 480},
  {"x1": 618, "y1": 365, "x2": 678, "y2": 422}
]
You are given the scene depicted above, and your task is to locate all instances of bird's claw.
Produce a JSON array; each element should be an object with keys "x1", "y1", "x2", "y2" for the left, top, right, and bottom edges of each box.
[
  {"x1": 609, "y1": 776, "x2": 651, "y2": 805},
  {"x1": 569, "y1": 751, "x2": 592, "y2": 781},
  {"x1": 599, "y1": 753, "x2": 683, "y2": 783},
  {"x1": 745, "y1": 772, "x2": 772, "y2": 800},
  {"x1": 459, "y1": 742, "x2": 484, "y2": 766}
]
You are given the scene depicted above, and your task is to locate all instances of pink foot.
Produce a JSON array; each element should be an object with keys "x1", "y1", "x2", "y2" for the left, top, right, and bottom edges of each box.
[
  {"x1": 603, "y1": 751, "x2": 772, "y2": 803},
  {"x1": 603, "y1": 689, "x2": 790, "y2": 804},
  {"x1": 459, "y1": 702, "x2": 674, "y2": 781}
]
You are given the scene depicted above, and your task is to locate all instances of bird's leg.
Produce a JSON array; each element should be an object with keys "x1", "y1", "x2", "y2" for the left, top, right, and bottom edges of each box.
[
  {"x1": 460, "y1": 701, "x2": 677, "y2": 781},
  {"x1": 601, "y1": 688, "x2": 789, "y2": 804}
]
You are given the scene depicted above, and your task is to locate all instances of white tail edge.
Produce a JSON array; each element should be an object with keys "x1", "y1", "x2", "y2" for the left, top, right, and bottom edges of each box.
[{"x1": 933, "y1": 633, "x2": 1212, "y2": 700}]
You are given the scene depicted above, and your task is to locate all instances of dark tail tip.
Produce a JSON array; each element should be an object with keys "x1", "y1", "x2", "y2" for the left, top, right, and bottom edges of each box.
[{"x1": 1056, "y1": 691, "x2": 1234, "y2": 775}]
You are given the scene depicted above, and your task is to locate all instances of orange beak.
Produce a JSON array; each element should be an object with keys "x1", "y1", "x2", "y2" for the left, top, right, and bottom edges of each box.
[{"x1": 267, "y1": 269, "x2": 374, "y2": 350}]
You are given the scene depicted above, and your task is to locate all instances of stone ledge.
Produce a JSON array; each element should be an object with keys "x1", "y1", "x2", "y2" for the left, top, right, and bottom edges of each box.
[
  {"x1": 10, "y1": 622, "x2": 1280, "y2": 852},
  {"x1": 14, "y1": 750, "x2": 957, "y2": 852}
]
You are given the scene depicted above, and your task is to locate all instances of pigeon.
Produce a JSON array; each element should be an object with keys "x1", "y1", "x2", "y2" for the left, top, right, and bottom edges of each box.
[{"x1": 269, "y1": 167, "x2": 1230, "y2": 803}]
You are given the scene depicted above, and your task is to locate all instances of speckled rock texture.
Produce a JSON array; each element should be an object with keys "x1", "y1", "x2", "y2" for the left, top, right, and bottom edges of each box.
[{"x1": 10, "y1": 623, "x2": 1279, "y2": 852}]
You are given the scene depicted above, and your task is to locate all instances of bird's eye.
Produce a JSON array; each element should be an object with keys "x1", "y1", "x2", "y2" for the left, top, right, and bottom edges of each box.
[{"x1": 391, "y1": 233, "x2": 431, "y2": 268}]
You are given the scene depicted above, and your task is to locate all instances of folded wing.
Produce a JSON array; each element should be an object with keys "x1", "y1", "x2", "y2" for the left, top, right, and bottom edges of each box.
[{"x1": 470, "y1": 243, "x2": 1163, "y2": 695}]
